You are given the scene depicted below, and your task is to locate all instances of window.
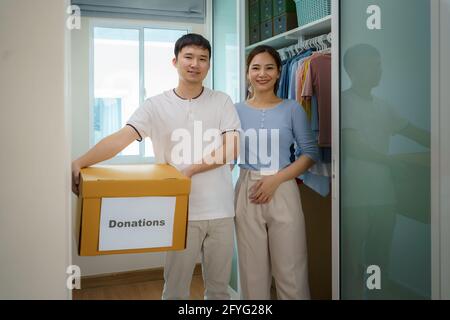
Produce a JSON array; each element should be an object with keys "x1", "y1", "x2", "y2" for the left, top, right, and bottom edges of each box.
[{"x1": 91, "y1": 24, "x2": 188, "y2": 163}]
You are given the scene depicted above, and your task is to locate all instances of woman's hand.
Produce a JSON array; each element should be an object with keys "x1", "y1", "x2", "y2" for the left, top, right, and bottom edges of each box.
[{"x1": 249, "y1": 175, "x2": 282, "y2": 204}]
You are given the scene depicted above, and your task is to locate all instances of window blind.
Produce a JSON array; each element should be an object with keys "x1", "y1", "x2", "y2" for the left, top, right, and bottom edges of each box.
[{"x1": 71, "y1": 0, "x2": 206, "y2": 23}]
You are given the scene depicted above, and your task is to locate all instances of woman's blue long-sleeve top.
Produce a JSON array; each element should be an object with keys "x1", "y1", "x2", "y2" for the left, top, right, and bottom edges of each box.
[{"x1": 235, "y1": 99, "x2": 319, "y2": 173}]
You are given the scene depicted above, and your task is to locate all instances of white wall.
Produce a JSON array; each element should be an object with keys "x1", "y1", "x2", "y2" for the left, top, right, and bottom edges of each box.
[
  {"x1": 71, "y1": 17, "x2": 207, "y2": 276},
  {"x1": 0, "y1": 0, "x2": 71, "y2": 299}
]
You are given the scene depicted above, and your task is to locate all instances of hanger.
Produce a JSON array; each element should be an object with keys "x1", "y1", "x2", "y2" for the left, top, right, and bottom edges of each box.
[
  {"x1": 314, "y1": 37, "x2": 320, "y2": 50},
  {"x1": 324, "y1": 33, "x2": 332, "y2": 53},
  {"x1": 290, "y1": 44, "x2": 297, "y2": 56},
  {"x1": 308, "y1": 38, "x2": 313, "y2": 49},
  {"x1": 318, "y1": 35, "x2": 326, "y2": 51},
  {"x1": 286, "y1": 45, "x2": 293, "y2": 58},
  {"x1": 277, "y1": 48, "x2": 286, "y2": 61}
]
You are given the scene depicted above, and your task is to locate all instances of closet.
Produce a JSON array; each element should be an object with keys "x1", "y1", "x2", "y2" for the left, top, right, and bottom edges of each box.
[
  {"x1": 234, "y1": 0, "x2": 441, "y2": 300},
  {"x1": 240, "y1": 0, "x2": 333, "y2": 300}
]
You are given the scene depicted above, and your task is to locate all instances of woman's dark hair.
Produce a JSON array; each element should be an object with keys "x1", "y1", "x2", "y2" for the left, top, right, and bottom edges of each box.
[
  {"x1": 246, "y1": 45, "x2": 282, "y2": 94},
  {"x1": 174, "y1": 33, "x2": 212, "y2": 60}
]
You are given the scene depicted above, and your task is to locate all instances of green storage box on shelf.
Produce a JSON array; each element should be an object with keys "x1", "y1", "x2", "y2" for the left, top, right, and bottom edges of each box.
[
  {"x1": 260, "y1": 20, "x2": 273, "y2": 40},
  {"x1": 260, "y1": 0, "x2": 273, "y2": 22},
  {"x1": 249, "y1": 0, "x2": 260, "y2": 27},
  {"x1": 294, "y1": 0, "x2": 331, "y2": 26},
  {"x1": 273, "y1": 12, "x2": 298, "y2": 36},
  {"x1": 273, "y1": 0, "x2": 297, "y2": 17},
  {"x1": 249, "y1": 25, "x2": 260, "y2": 45}
]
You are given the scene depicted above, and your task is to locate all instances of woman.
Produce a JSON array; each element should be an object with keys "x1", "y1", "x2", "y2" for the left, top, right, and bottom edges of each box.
[{"x1": 234, "y1": 45, "x2": 319, "y2": 300}]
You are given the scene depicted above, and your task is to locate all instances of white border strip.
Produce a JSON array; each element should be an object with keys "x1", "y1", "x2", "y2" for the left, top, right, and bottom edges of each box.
[
  {"x1": 331, "y1": 0, "x2": 340, "y2": 301},
  {"x1": 439, "y1": 0, "x2": 450, "y2": 301},
  {"x1": 431, "y1": 0, "x2": 441, "y2": 301}
]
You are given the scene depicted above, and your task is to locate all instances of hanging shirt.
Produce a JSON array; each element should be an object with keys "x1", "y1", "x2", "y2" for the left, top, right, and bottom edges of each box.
[
  {"x1": 279, "y1": 50, "x2": 313, "y2": 99},
  {"x1": 288, "y1": 59, "x2": 300, "y2": 100},
  {"x1": 297, "y1": 58, "x2": 312, "y2": 119},
  {"x1": 277, "y1": 60, "x2": 288, "y2": 98},
  {"x1": 302, "y1": 171, "x2": 330, "y2": 197},
  {"x1": 311, "y1": 95, "x2": 319, "y2": 132},
  {"x1": 280, "y1": 58, "x2": 294, "y2": 98},
  {"x1": 288, "y1": 53, "x2": 313, "y2": 100},
  {"x1": 302, "y1": 53, "x2": 332, "y2": 147}
]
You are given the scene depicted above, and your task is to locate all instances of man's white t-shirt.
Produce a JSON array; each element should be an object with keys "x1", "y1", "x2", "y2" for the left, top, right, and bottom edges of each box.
[{"x1": 127, "y1": 87, "x2": 241, "y2": 221}]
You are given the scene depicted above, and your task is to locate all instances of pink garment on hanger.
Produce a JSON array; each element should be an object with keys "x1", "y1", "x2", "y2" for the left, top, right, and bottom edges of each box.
[{"x1": 302, "y1": 53, "x2": 331, "y2": 147}]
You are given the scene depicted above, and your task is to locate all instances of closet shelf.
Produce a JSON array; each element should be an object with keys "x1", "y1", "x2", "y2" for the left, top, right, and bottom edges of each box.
[{"x1": 246, "y1": 15, "x2": 331, "y2": 52}]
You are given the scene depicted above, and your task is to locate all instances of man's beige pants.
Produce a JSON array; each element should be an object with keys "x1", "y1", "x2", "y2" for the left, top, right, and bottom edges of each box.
[
  {"x1": 162, "y1": 218, "x2": 234, "y2": 300},
  {"x1": 235, "y1": 169, "x2": 310, "y2": 300}
]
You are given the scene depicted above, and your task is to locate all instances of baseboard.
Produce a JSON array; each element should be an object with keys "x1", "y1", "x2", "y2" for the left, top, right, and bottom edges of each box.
[{"x1": 81, "y1": 264, "x2": 202, "y2": 289}]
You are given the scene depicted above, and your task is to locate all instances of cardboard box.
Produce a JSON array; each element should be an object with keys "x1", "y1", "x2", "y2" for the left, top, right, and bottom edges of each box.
[{"x1": 76, "y1": 164, "x2": 191, "y2": 256}]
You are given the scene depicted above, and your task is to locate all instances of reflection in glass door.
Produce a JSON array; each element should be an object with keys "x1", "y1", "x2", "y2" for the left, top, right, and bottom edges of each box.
[{"x1": 339, "y1": 0, "x2": 431, "y2": 299}]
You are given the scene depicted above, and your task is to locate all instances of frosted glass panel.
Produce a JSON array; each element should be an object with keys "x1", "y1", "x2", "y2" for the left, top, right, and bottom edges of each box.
[
  {"x1": 340, "y1": 0, "x2": 431, "y2": 299},
  {"x1": 212, "y1": 0, "x2": 239, "y2": 292},
  {"x1": 213, "y1": 0, "x2": 238, "y2": 103}
]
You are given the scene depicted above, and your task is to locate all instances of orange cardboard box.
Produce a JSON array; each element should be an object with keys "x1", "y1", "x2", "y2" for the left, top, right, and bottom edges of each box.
[{"x1": 76, "y1": 164, "x2": 190, "y2": 256}]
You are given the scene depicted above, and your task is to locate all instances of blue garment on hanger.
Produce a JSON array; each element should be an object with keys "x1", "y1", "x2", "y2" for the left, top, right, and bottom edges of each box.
[
  {"x1": 288, "y1": 59, "x2": 300, "y2": 100},
  {"x1": 295, "y1": 144, "x2": 331, "y2": 197},
  {"x1": 289, "y1": 51, "x2": 313, "y2": 99},
  {"x1": 321, "y1": 147, "x2": 332, "y2": 163},
  {"x1": 279, "y1": 50, "x2": 313, "y2": 99},
  {"x1": 277, "y1": 60, "x2": 288, "y2": 98},
  {"x1": 281, "y1": 58, "x2": 294, "y2": 98},
  {"x1": 288, "y1": 52, "x2": 313, "y2": 100},
  {"x1": 288, "y1": 58, "x2": 305, "y2": 100},
  {"x1": 301, "y1": 171, "x2": 330, "y2": 197},
  {"x1": 311, "y1": 95, "x2": 319, "y2": 132}
]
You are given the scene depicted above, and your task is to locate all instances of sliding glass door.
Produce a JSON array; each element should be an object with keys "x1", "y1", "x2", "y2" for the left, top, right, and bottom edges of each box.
[{"x1": 339, "y1": 0, "x2": 431, "y2": 299}]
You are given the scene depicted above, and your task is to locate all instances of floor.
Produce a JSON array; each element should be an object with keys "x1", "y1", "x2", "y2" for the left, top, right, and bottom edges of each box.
[
  {"x1": 73, "y1": 275, "x2": 205, "y2": 300},
  {"x1": 73, "y1": 274, "x2": 277, "y2": 300}
]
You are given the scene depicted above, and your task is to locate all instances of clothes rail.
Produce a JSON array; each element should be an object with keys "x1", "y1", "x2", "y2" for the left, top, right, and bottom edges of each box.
[{"x1": 277, "y1": 33, "x2": 332, "y2": 60}]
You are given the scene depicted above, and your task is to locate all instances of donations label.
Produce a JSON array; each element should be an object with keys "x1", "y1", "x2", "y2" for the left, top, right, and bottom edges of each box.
[{"x1": 99, "y1": 196, "x2": 176, "y2": 251}]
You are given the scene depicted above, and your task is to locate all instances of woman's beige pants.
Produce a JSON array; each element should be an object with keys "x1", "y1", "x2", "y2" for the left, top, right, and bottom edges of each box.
[{"x1": 235, "y1": 169, "x2": 310, "y2": 300}]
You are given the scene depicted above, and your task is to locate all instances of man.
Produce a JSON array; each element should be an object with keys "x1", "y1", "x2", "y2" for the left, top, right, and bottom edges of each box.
[{"x1": 72, "y1": 33, "x2": 240, "y2": 300}]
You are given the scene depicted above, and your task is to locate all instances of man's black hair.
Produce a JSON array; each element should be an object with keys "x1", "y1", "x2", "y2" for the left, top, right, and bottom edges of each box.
[{"x1": 174, "y1": 33, "x2": 212, "y2": 60}]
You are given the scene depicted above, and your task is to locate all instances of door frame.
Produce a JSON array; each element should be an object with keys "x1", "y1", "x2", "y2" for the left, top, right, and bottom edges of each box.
[
  {"x1": 431, "y1": 0, "x2": 440, "y2": 301},
  {"x1": 331, "y1": 0, "x2": 340, "y2": 301}
]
